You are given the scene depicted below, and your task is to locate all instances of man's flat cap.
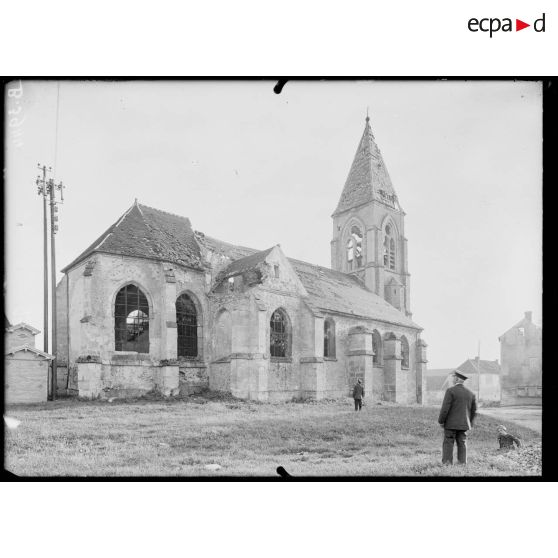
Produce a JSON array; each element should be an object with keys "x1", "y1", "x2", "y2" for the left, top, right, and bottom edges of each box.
[{"x1": 454, "y1": 370, "x2": 468, "y2": 380}]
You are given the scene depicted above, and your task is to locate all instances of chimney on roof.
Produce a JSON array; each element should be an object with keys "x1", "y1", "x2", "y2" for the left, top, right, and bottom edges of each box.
[
  {"x1": 474, "y1": 356, "x2": 479, "y2": 361},
  {"x1": 525, "y1": 311, "x2": 532, "y2": 322}
]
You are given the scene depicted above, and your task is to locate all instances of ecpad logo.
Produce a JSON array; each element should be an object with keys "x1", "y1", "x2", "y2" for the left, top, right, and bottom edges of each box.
[{"x1": 468, "y1": 13, "x2": 546, "y2": 37}]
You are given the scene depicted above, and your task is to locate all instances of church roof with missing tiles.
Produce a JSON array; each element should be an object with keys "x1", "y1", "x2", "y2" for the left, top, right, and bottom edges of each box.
[
  {"x1": 333, "y1": 117, "x2": 401, "y2": 216},
  {"x1": 62, "y1": 202, "x2": 204, "y2": 272},
  {"x1": 289, "y1": 259, "x2": 419, "y2": 329},
  {"x1": 62, "y1": 202, "x2": 420, "y2": 330}
]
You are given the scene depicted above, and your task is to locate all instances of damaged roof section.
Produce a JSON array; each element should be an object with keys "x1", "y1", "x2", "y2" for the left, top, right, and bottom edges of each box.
[
  {"x1": 62, "y1": 202, "x2": 204, "y2": 273},
  {"x1": 216, "y1": 247, "x2": 275, "y2": 282},
  {"x1": 290, "y1": 259, "x2": 420, "y2": 329},
  {"x1": 195, "y1": 232, "x2": 256, "y2": 261},
  {"x1": 206, "y1": 233, "x2": 419, "y2": 329},
  {"x1": 211, "y1": 246, "x2": 282, "y2": 292}
]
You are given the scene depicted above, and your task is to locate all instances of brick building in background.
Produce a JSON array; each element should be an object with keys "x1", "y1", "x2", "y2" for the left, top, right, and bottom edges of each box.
[
  {"x1": 499, "y1": 311, "x2": 542, "y2": 405},
  {"x1": 55, "y1": 117, "x2": 428, "y2": 403},
  {"x1": 5, "y1": 319, "x2": 54, "y2": 404}
]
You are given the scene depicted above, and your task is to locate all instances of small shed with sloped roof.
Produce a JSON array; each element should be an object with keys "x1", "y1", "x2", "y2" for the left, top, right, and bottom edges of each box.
[{"x1": 5, "y1": 321, "x2": 54, "y2": 404}]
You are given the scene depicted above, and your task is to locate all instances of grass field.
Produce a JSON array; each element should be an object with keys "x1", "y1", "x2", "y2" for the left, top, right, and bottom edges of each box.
[{"x1": 4, "y1": 394, "x2": 542, "y2": 477}]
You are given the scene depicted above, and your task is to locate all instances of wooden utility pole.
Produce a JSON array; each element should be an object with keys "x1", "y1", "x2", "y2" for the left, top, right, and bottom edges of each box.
[
  {"x1": 36, "y1": 164, "x2": 50, "y2": 355},
  {"x1": 37, "y1": 164, "x2": 65, "y2": 400},
  {"x1": 49, "y1": 177, "x2": 64, "y2": 400}
]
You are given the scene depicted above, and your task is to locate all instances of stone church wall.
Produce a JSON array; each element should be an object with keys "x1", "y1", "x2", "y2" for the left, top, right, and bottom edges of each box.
[
  {"x1": 209, "y1": 361, "x2": 231, "y2": 393},
  {"x1": 57, "y1": 250, "x2": 423, "y2": 402},
  {"x1": 59, "y1": 253, "x2": 208, "y2": 398},
  {"x1": 258, "y1": 289, "x2": 309, "y2": 401},
  {"x1": 318, "y1": 312, "x2": 419, "y2": 403}
]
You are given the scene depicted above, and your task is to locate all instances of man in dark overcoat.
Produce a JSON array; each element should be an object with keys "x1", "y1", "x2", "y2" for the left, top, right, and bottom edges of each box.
[
  {"x1": 438, "y1": 370, "x2": 477, "y2": 465},
  {"x1": 352, "y1": 379, "x2": 364, "y2": 411}
]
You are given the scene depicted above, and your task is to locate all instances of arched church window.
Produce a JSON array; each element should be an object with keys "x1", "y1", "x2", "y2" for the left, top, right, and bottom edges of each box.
[
  {"x1": 176, "y1": 293, "x2": 199, "y2": 358},
  {"x1": 401, "y1": 336, "x2": 410, "y2": 369},
  {"x1": 372, "y1": 329, "x2": 382, "y2": 366},
  {"x1": 383, "y1": 224, "x2": 396, "y2": 271},
  {"x1": 324, "y1": 318, "x2": 336, "y2": 358},
  {"x1": 346, "y1": 225, "x2": 363, "y2": 270},
  {"x1": 115, "y1": 284, "x2": 149, "y2": 352},
  {"x1": 270, "y1": 308, "x2": 291, "y2": 358}
]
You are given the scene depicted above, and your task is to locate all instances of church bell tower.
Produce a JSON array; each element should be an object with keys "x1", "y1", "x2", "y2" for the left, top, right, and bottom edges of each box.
[{"x1": 331, "y1": 115, "x2": 411, "y2": 316}]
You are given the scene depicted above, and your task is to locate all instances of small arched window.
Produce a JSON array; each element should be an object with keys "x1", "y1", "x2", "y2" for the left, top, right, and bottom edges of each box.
[
  {"x1": 176, "y1": 293, "x2": 199, "y2": 358},
  {"x1": 324, "y1": 319, "x2": 336, "y2": 358},
  {"x1": 346, "y1": 225, "x2": 363, "y2": 270},
  {"x1": 401, "y1": 336, "x2": 410, "y2": 369},
  {"x1": 115, "y1": 284, "x2": 150, "y2": 352},
  {"x1": 372, "y1": 329, "x2": 382, "y2": 366},
  {"x1": 270, "y1": 308, "x2": 291, "y2": 358},
  {"x1": 383, "y1": 223, "x2": 396, "y2": 271}
]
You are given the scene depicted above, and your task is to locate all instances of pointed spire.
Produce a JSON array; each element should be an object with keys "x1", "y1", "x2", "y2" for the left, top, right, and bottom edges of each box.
[
  {"x1": 365, "y1": 107, "x2": 374, "y2": 138},
  {"x1": 333, "y1": 115, "x2": 400, "y2": 216}
]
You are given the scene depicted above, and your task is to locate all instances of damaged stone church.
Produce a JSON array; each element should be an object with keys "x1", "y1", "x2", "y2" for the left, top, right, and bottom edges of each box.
[{"x1": 56, "y1": 116, "x2": 428, "y2": 403}]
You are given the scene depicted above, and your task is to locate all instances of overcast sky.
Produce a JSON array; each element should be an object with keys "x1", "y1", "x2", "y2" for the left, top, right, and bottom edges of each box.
[{"x1": 5, "y1": 80, "x2": 542, "y2": 368}]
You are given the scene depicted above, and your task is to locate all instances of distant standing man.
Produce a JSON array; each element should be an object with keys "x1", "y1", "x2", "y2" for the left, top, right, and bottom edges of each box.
[
  {"x1": 353, "y1": 379, "x2": 364, "y2": 411},
  {"x1": 438, "y1": 370, "x2": 477, "y2": 465}
]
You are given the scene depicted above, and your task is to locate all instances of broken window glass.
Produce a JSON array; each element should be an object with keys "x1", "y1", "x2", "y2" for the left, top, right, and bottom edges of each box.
[{"x1": 114, "y1": 284, "x2": 149, "y2": 352}]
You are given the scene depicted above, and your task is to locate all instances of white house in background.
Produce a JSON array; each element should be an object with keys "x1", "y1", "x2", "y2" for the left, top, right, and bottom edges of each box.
[
  {"x1": 426, "y1": 358, "x2": 501, "y2": 406},
  {"x1": 455, "y1": 358, "x2": 501, "y2": 404}
]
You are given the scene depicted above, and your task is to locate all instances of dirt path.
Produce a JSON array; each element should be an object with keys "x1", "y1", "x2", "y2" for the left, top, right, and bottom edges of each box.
[{"x1": 478, "y1": 406, "x2": 541, "y2": 434}]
